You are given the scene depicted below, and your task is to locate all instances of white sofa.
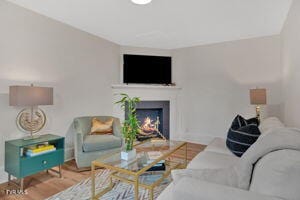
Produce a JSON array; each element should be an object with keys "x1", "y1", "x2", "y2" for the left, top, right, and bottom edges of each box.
[{"x1": 158, "y1": 117, "x2": 300, "y2": 200}]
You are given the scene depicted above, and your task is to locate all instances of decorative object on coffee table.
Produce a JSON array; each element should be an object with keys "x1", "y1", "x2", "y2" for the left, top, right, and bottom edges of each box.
[
  {"x1": 9, "y1": 84, "x2": 53, "y2": 140},
  {"x1": 250, "y1": 88, "x2": 267, "y2": 121},
  {"x1": 115, "y1": 93, "x2": 140, "y2": 160}
]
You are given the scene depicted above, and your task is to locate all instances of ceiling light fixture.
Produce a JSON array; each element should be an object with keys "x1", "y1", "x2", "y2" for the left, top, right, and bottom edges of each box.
[{"x1": 131, "y1": 0, "x2": 152, "y2": 5}]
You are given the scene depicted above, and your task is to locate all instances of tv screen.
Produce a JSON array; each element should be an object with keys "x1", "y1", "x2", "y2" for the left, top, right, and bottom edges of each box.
[{"x1": 123, "y1": 54, "x2": 172, "y2": 84}]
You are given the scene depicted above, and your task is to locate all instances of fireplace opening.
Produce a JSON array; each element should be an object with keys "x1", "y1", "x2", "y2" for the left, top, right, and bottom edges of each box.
[
  {"x1": 136, "y1": 108, "x2": 163, "y2": 141},
  {"x1": 125, "y1": 101, "x2": 170, "y2": 141}
]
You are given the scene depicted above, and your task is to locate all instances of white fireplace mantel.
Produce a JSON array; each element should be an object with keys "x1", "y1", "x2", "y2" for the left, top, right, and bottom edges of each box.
[{"x1": 112, "y1": 84, "x2": 182, "y2": 140}]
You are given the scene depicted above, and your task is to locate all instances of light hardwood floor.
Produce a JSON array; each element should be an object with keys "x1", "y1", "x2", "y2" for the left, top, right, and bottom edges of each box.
[{"x1": 0, "y1": 142, "x2": 206, "y2": 200}]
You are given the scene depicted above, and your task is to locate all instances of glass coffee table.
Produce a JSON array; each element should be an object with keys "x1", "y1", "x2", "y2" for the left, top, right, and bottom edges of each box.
[{"x1": 91, "y1": 140, "x2": 187, "y2": 200}]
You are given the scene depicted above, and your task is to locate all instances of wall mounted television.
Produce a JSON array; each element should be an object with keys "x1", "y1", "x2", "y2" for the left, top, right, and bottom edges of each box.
[{"x1": 123, "y1": 54, "x2": 172, "y2": 84}]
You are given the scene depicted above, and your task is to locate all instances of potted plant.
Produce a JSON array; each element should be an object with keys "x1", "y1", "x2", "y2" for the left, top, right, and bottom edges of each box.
[{"x1": 115, "y1": 93, "x2": 140, "y2": 160}]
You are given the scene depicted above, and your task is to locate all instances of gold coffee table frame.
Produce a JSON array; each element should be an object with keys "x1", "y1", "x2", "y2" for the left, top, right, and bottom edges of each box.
[{"x1": 91, "y1": 141, "x2": 187, "y2": 200}]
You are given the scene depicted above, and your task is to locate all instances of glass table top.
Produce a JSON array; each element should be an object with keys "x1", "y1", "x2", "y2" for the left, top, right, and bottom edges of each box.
[{"x1": 94, "y1": 140, "x2": 186, "y2": 173}]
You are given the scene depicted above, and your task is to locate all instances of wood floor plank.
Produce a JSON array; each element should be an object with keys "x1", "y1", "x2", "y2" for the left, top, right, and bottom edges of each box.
[{"x1": 0, "y1": 142, "x2": 206, "y2": 200}]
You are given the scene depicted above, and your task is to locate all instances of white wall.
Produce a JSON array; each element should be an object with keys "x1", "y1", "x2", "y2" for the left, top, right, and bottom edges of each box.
[
  {"x1": 118, "y1": 37, "x2": 284, "y2": 145},
  {"x1": 172, "y1": 36, "x2": 283, "y2": 143},
  {"x1": 281, "y1": 0, "x2": 300, "y2": 128},
  {"x1": 0, "y1": 1, "x2": 288, "y2": 181},
  {"x1": 0, "y1": 0, "x2": 120, "y2": 172}
]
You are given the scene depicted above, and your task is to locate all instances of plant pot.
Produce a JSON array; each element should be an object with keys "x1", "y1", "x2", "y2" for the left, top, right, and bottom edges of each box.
[{"x1": 121, "y1": 149, "x2": 136, "y2": 161}]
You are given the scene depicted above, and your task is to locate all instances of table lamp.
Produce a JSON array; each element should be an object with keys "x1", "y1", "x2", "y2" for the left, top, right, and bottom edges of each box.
[
  {"x1": 250, "y1": 88, "x2": 266, "y2": 121},
  {"x1": 9, "y1": 84, "x2": 53, "y2": 140}
]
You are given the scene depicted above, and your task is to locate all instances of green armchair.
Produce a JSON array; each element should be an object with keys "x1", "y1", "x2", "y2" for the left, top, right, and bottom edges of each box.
[{"x1": 73, "y1": 116, "x2": 123, "y2": 168}]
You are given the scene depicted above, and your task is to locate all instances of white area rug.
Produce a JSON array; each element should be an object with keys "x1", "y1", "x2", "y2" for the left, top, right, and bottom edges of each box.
[{"x1": 47, "y1": 170, "x2": 171, "y2": 200}]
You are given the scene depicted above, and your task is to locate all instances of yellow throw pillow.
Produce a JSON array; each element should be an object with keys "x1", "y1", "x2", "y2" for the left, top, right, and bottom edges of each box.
[{"x1": 90, "y1": 118, "x2": 113, "y2": 135}]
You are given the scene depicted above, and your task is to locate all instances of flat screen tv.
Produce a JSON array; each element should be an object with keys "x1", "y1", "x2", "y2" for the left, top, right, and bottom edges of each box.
[{"x1": 123, "y1": 54, "x2": 172, "y2": 84}]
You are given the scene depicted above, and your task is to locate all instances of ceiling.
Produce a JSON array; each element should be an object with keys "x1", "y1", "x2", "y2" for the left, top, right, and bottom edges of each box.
[{"x1": 7, "y1": 0, "x2": 292, "y2": 49}]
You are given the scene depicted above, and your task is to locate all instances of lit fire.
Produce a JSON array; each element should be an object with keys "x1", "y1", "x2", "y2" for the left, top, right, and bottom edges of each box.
[
  {"x1": 139, "y1": 117, "x2": 159, "y2": 135},
  {"x1": 137, "y1": 116, "x2": 166, "y2": 141}
]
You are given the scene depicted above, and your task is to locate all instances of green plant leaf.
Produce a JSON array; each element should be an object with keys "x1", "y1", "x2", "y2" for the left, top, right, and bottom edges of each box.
[{"x1": 115, "y1": 93, "x2": 140, "y2": 151}]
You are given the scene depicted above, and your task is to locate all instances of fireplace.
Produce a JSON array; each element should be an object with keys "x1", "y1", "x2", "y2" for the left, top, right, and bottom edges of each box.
[{"x1": 125, "y1": 101, "x2": 170, "y2": 141}]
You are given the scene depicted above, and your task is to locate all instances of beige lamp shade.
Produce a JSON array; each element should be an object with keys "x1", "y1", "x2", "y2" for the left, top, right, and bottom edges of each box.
[
  {"x1": 250, "y1": 88, "x2": 267, "y2": 105},
  {"x1": 9, "y1": 85, "x2": 53, "y2": 106}
]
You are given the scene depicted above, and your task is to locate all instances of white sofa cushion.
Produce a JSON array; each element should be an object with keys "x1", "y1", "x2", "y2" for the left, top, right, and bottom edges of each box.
[
  {"x1": 250, "y1": 149, "x2": 300, "y2": 200},
  {"x1": 188, "y1": 151, "x2": 239, "y2": 170},
  {"x1": 157, "y1": 182, "x2": 173, "y2": 200},
  {"x1": 166, "y1": 177, "x2": 281, "y2": 200},
  {"x1": 259, "y1": 117, "x2": 284, "y2": 135},
  {"x1": 205, "y1": 137, "x2": 234, "y2": 155}
]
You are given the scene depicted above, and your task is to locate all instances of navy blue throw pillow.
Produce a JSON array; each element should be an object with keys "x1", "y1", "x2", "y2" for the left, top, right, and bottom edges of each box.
[
  {"x1": 226, "y1": 115, "x2": 261, "y2": 157},
  {"x1": 230, "y1": 115, "x2": 247, "y2": 130},
  {"x1": 230, "y1": 115, "x2": 259, "y2": 130}
]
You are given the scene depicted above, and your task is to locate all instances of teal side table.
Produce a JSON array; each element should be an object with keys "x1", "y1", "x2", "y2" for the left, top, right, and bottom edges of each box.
[{"x1": 5, "y1": 134, "x2": 65, "y2": 190}]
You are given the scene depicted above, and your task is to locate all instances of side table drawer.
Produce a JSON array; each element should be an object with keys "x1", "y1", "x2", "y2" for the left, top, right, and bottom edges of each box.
[{"x1": 21, "y1": 149, "x2": 64, "y2": 177}]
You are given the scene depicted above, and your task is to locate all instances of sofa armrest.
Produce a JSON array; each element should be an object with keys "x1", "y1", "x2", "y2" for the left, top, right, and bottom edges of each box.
[
  {"x1": 75, "y1": 132, "x2": 83, "y2": 152},
  {"x1": 73, "y1": 120, "x2": 84, "y2": 153},
  {"x1": 113, "y1": 118, "x2": 122, "y2": 138},
  {"x1": 169, "y1": 177, "x2": 282, "y2": 200}
]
